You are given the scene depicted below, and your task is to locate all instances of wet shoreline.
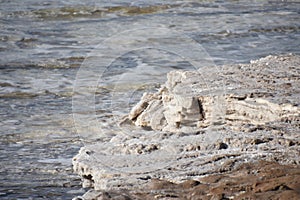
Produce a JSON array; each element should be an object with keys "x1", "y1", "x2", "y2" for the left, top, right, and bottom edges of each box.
[{"x1": 77, "y1": 161, "x2": 300, "y2": 200}]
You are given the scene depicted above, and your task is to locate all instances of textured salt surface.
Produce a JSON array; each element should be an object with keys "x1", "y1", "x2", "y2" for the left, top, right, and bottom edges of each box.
[{"x1": 72, "y1": 54, "x2": 300, "y2": 199}]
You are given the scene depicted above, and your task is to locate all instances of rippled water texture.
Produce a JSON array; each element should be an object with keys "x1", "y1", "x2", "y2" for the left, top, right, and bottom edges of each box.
[{"x1": 0, "y1": 0, "x2": 299, "y2": 199}]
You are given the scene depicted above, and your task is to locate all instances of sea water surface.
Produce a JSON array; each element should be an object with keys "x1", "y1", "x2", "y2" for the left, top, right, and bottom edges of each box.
[{"x1": 0, "y1": 0, "x2": 299, "y2": 199}]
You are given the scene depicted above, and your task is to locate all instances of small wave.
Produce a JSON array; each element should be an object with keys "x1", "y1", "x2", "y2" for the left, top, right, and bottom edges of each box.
[
  {"x1": 0, "y1": 90, "x2": 74, "y2": 99},
  {"x1": 0, "y1": 57, "x2": 84, "y2": 69},
  {"x1": 23, "y1": 5, "x2": 176, "y2": 20},
  {"x1": 249, "y1": 25, "x2": 300, "y2": 34},
  {"x1": 15, "y1": 37, "x2": 39, "y2": 49},
  {"x1": 0, "y1": 91, "x2": 39, "y2": 99},
  {"x1": 0, "y1": 82, "x2": 14, "y2": 87},
  {"x1": 193, "y1": 25, "x2": 300, "y2": 42}
]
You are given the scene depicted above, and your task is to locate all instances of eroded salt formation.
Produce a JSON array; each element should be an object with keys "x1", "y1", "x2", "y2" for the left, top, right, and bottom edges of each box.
[
  {"x1": 129, "y1": 56, "x2": 299, "y2": 132},
  {"x1": 72, "y1": 55, "x2": 300, "y2": 199}
]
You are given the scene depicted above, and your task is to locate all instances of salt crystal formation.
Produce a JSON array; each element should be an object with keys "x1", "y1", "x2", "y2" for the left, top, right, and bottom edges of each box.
[{"x1": 72, "y1": 55, "x2": 300, "y2": 198}]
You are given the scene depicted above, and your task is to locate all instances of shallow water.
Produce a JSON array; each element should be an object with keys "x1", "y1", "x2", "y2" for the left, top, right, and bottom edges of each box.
[{"x1": 0, "y1": 0, "x2": 299, "y2": 199}]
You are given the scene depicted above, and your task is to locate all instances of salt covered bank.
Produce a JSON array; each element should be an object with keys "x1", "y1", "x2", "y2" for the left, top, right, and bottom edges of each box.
[{"x1": 72, "y1": 55, "x2": 300, "y2": 199}]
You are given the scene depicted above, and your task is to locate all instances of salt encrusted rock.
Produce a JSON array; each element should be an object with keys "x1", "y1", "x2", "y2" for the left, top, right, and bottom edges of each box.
[
  {"x1": 73, "y1": 54, "x2": 300, "y2": 197},
  {"x1": 129, "y1": 54, "x2": 300, "y2": 132}
]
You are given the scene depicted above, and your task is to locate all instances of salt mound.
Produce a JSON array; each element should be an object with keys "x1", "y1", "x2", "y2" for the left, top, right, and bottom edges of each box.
[{"x1": 72, "y1": 55, "x2": 300, "y2": 197}]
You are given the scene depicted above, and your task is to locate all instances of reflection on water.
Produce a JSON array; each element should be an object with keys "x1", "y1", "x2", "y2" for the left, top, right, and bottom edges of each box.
[{"x1": 0, "y1": 0, "x2": 299, "y2": 199}]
